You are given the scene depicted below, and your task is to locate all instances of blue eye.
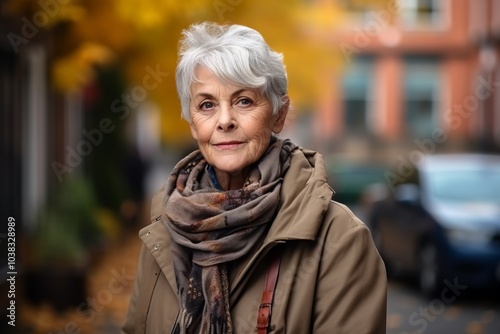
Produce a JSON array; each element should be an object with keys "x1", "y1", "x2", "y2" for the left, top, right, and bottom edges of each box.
[
  {"x1": 237, "y1": 98, "x2": 252, "y2": 106},
  {"x1": 200, "y1": 101, "x2": 214, "y2": 110}
]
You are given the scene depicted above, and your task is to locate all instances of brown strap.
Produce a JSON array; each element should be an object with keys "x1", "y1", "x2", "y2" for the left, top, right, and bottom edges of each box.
[{"x1": 257, "y1": 250, "x2": 282, "y2": 334}]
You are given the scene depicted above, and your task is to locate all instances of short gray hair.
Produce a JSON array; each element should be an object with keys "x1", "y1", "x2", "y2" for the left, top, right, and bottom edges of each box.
[{"x1": 175, "y1": 22, "x2": 288, "y2": 122}]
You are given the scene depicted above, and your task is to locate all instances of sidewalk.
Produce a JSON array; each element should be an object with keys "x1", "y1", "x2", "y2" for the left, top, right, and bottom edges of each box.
[{"x1": 17, "y1": 230, "x2": 142, "y2": 334}]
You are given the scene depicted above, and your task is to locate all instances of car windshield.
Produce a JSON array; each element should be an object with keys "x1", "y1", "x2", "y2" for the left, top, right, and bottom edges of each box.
[{"x1": 425, "y1": 168, "x2": 500, "y2": 204}]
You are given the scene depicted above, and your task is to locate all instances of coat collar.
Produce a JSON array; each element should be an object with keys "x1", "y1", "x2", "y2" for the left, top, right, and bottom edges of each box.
[{"x1": 139, "y1": 146, "x2": 333, "y2": 298}]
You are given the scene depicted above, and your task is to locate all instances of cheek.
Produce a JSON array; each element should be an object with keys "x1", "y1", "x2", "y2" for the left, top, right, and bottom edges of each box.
[
  {"x1": 252, "y1": 128, "x2": 273, "y2": 143},
  {"x1": 189, "y1": 117, "x2": 212, "y2": 143},
  {"x1": 247, "y1": 127, "x2": 273, "y2": 157},
  {"x1": 245, "y1": 114, "x2": 275, "y2": 140}
]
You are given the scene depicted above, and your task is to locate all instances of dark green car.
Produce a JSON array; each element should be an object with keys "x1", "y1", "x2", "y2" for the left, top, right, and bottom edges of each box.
[{"x1": 327, "y1": 160, "x2": 387, "y2": 205}]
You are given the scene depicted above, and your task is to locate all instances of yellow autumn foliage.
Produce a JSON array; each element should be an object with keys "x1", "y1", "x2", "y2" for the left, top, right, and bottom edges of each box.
[
  {"x1": 5, "y1": 0, "x2": 386, "y2": 146},
  {"x1": 52, "y1": 42, "x2": 115, "y2": 92}
]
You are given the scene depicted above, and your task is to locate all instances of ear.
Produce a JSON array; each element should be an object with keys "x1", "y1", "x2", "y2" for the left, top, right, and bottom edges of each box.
[{"x1": 272, "y1": 96, "x2": 289, "y2": 134}]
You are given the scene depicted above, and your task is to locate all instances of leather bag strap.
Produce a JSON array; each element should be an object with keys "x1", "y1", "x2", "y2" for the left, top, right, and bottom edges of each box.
[{"x1": 256, "y1": 250, "x2": 282, "y2": 334}]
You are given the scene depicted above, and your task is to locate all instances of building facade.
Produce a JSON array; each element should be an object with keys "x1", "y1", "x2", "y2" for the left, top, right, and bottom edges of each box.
[{"x1": 311, "y1": 0, "x2": 500, "y2": 159}]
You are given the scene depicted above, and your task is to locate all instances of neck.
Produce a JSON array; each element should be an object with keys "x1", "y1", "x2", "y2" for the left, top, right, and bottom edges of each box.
[{"x1": 215, "y1": 168, "x2": 249, "y2": 190}]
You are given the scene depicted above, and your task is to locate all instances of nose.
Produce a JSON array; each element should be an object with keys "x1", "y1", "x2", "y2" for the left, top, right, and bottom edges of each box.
[{"x1": 217, "y1": 104, "x2": 236, "y2": 132}]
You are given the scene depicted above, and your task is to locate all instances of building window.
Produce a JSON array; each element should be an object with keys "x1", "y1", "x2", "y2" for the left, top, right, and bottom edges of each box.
[
  {"x1": 342, "y1": 57, "x2": 374, "y2": 136},
  {"x1": 403, "y1": 57, "x2": 441, "y2": 138},
  {"x1": 398, "y1": 0, "x2": 448, "y2": 29},
  {"x1": 337, "y1": 0, "x2": 388, "y2": 23}
]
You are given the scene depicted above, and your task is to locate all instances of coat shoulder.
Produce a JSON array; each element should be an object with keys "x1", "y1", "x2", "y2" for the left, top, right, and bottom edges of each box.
[{"x1": 321, "y1": 200, "x2": 371, "y2": 241}]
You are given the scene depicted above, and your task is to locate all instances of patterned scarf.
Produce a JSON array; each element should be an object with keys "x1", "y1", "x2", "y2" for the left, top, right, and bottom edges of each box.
[{"x1": 163, "y1": 137, "x2": 296, "y2": 334}]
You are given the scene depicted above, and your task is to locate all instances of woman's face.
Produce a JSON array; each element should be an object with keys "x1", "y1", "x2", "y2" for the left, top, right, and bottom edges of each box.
[{"x1": 189, "y1": 66, "x2": 288, "y2": 184}]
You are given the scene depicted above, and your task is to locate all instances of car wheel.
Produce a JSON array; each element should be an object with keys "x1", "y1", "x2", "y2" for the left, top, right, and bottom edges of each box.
[{"x1": 419, "y1": 242, "x2": 441, "y2": 297}]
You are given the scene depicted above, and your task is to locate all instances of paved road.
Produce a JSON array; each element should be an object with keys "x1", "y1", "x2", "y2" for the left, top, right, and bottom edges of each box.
[{"x1": 387, "y1": 278, "x2": 500, "y2": 334}]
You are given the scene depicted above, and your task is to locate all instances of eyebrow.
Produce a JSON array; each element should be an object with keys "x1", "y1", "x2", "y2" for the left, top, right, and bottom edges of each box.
[{"x1": 193, "y1": 88, "x2": 252, "y2": 100}]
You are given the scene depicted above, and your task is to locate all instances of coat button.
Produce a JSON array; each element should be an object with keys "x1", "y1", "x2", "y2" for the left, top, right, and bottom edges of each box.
[
  {"x1": 146, "y1": 231, "x2": 151, "y2": 236},
  {"x1": 154, "y1": 243, "x2": 160, "y2": 251}
]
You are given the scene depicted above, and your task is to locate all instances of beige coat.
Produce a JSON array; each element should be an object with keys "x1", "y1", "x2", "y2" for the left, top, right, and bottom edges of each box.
[{"x1": 122, "y1": 148, "x2": 387, "y2": 333}]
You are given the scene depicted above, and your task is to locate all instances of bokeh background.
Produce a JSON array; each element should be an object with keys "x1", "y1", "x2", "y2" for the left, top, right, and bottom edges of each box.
[{"x1": 1, "y1": 0, "x2": 499, "y2": 333}]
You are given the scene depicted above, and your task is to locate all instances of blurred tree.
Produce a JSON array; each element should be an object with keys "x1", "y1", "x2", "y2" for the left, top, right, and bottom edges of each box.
[{"x1": 4, "y1": 0, "x2": 384, "y2": 146}]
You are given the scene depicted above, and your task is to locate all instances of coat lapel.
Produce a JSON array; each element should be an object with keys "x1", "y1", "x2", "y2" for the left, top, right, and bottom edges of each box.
[{"x1": 140, "y1": 187, "x2": 179, "y2": 299}]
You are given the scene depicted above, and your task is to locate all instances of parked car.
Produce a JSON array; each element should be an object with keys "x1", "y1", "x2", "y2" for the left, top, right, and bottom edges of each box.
[
  {"x1": 368, "y1": 153, "x2": 500, "y2": 296},
  {"x1": 327, "y1": 159, "x2": 387, "y2": 205}
]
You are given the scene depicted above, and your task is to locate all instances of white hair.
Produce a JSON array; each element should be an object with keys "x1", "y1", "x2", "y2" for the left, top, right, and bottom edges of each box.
[{"x1": 175, "y1": 22, "x2": 288, "y2": 122}]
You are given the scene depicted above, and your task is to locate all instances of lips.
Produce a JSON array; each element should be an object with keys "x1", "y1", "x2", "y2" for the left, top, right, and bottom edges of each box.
[{"x1": 214, "y1": 141, "x2": 243, "y2": 149}]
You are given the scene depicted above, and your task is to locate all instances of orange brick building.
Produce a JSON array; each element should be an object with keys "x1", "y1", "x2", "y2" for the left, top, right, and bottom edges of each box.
[{"x1": 308, "y1": 0, "x2": 500, "y2": 157}]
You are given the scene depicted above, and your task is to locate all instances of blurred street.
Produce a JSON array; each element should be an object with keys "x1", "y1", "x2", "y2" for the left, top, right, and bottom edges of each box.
[
  {"x1": 387, "y1": 280, "x2": 500, "y2": 334},
  {"x1": 16, "y1": 230, "x2": 142, "y2": 334}
]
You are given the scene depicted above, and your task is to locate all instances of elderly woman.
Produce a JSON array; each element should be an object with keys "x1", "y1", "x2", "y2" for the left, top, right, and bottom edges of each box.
[{"x1": 123, "y1": 22, "x2": 386, "y2": 334}]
